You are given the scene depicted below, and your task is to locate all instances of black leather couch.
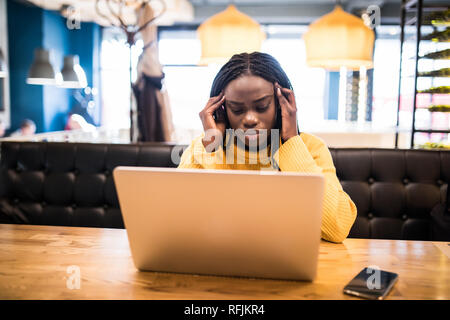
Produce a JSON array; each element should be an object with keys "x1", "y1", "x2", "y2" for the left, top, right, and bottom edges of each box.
[{"x1": 1, "y1": 141, "x2": 449, "y2": 240}]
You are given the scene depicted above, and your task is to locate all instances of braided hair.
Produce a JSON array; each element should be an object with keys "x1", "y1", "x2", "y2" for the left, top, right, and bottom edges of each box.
[{"x1": 210, "y1": 52, "x2": 294, "y2": 132}]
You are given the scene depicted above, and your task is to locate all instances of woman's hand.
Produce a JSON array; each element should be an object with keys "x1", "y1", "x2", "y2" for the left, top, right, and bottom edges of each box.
[
  {"x1": 199, "y1": 91, "x2": 227, "y2": 151},
  {"x1": 274, "y1": 82, "x2": 298, "y2": 143}
]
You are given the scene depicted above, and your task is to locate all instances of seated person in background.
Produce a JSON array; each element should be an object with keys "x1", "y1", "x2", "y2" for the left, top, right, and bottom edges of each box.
[
  {"x1": 10, "y1": 119, "x2": 36, "y2": 137},
  {"x1": 178, "y1": 52, "x2": 357, "y2": 243},
  {"x1": 65, "y1": 113, "x2": 96, "y2": 132}
]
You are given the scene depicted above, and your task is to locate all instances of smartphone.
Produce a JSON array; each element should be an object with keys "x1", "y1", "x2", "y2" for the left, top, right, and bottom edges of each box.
[{"x1": 343, "y1": 267, "x2": 398, "y2": 300}]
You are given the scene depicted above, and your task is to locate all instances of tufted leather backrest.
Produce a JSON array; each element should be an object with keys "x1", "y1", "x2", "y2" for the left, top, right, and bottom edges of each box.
[
  {"x1": 1, "y1": 142, "x2": 449, "y2": 240},
  {"x1": 329, "y1": 148, "x2": 450, "y2": 240},
  {"x1": 0, "y1": 142, "x2": 184, "y2": 229}
]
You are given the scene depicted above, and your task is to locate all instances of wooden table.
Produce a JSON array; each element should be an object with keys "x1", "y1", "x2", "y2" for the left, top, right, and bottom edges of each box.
[{"x1": 0, "y1": 224, "x2": 449, "y2": 300}]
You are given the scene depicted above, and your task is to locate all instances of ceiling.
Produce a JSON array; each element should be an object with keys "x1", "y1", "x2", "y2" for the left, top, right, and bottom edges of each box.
[
  {"x1": 21, "y1": 0, "x2": 195, "y2": 26},
  {"x1": 188, "y1": 0, "x2": 449, "y2": 25},
  {"x1": 21, "y1": 0, "x2": 450, "y2": 26}
]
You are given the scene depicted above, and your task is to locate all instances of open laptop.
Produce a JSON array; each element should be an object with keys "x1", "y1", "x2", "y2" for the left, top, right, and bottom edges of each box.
[{"x1": 113, "y1": 167, "x2": 324, "y2": 281}]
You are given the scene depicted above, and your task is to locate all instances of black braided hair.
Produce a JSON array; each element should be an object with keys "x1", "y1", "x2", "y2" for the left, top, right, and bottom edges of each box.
[{"x1": 210, "y1": 52, "x2": 294, "y2": 132}]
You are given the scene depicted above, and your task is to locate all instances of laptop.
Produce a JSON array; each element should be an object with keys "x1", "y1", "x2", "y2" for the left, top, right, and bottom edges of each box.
[{"x1": 113, "y1": 167, "x2": 324, "y2": 281}]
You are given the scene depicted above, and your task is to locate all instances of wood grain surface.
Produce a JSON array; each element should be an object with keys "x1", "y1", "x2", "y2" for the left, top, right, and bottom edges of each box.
[{"x1": 0, "y1": 224, "x2": 448, "y2": 300}]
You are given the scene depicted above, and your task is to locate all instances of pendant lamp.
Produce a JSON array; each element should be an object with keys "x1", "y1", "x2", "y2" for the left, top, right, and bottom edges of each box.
[
  {"x1": 27, "y1": 48, "x2": 62, "y2": 85},
  {"x1": 197, "y1": 4, "x2": 265, "y2": 66},
  {"x1": 0, "y1": 48, "x2": 7, "y2": 78},
  {"x1": 303, "y1": 5, "x2": 375, "y2": 71},
  {"x1": 60, "y1": 55, "x2": 87, "y2": 89}
]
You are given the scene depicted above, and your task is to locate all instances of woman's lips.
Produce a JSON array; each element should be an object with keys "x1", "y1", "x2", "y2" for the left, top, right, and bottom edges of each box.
[
  {"x1": 244, "y1": 131, "x2": 260, "y2": 142},
  {"x1": 245, "y1": 133, "x2": 259, "y2": 141}
]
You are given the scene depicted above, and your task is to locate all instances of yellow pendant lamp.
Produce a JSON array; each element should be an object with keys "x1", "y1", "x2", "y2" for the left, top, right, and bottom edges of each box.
[
  {"x1": 197, "y1": 4, "x2": 265, "y2": 66},
  {"x1": 303, "y1": 5, "x2": 375, "y2": 71}
]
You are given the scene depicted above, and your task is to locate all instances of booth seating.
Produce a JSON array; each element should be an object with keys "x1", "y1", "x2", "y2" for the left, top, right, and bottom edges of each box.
[{"x1": 0, "y1": 141, "x2": 449, "y2": 240}]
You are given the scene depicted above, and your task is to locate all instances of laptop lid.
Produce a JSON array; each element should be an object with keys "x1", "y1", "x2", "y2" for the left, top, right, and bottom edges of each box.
[{"x1": 113, "y1": 167, "x2": 324, "y2": 281}]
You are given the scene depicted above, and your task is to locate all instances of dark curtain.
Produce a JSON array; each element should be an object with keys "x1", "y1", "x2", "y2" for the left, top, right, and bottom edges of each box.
[{"x1": 132, "y1": 73, "x2": 165, "y2": 142}]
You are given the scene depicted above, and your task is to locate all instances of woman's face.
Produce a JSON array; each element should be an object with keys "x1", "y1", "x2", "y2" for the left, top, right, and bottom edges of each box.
[{"x1": 223, "y1": 75, "x2": 277, "y2": 147}]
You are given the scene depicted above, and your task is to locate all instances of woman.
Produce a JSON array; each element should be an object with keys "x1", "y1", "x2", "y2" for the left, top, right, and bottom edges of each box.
[{"x1": 178, "y1": 52, "x2": 357, "y2": 243}]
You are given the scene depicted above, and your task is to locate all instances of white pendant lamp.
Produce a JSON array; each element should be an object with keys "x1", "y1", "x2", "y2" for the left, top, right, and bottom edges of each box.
[
  {"x1": 197, "y1": 4, "x2": 266, "y2": 66},
  {"x1": 303, "y1": 5, "x2": 375, "y2": 71}
]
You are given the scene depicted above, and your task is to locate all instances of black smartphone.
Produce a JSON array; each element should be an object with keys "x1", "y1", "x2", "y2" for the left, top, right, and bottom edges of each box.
[{"x1": 343, "y1": 267, "x2": 398, "y2": 300}]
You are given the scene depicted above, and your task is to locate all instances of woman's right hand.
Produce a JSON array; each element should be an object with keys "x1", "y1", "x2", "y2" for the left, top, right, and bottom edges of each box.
[{"x1": 198, "y1": 91, "x2": 226, "y2": 151}]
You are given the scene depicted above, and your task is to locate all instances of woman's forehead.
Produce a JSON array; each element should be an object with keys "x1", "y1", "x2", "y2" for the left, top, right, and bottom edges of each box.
[{"x1": 224, "y1": 75, "x2": 273, "y2": 100}]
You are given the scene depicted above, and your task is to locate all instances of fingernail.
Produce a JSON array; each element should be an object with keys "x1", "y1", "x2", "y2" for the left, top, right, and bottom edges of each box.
[{"x1": 277, "y1": 87, "x2": 281, "y2": 94}]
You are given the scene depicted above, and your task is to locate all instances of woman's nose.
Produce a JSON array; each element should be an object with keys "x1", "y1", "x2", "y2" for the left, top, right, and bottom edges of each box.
[{"x1": 243, "y1": 112, "x2": 258, "y2": 128}]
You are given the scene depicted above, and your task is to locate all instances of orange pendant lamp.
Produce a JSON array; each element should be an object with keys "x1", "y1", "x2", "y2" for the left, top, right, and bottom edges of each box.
[
  {"x1": 303, "y1": 5, "x2": 375, "y2": 71},
  {"x1": 197, "y1": 4, "x2": 265, "y2": 65}
]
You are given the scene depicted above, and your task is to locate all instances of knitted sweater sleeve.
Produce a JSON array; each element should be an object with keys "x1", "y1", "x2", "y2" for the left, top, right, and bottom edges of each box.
[{"x1": 274, "y1": 134, "x2": 357, "y2": 243}]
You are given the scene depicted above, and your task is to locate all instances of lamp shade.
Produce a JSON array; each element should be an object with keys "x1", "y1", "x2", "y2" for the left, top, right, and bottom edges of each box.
[
  {"x1": 197, "y1": 4, "x2": 265, "y2": 65},
  {"x1": 303, "y1": 6, "x2": 375, "y2": 71},
  {"x1": 60, "y1": 55, "x2": 87, "y2": 88},
  {"x1": 27, "y1": 48, "x2": 62, "y2": 85},
  {"x1": 0, "y1": 48, "x2": 7, "y2": 78}
]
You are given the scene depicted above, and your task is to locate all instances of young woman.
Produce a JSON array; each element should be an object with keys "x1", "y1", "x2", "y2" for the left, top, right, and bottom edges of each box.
[{"x1": 178, "y1": 52, "x2": 357, "y2": 243}]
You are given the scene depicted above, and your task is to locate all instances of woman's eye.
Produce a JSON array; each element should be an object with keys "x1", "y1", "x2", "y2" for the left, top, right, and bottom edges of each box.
[
  {"x1": 256, "y1": 105, "x2": 269, "y2": 112},
  {"x1": 231, "y1": 109, "x2": 244, "y2": 115}
]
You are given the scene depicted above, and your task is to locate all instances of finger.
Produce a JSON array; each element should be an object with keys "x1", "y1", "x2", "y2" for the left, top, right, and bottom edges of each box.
[
  {"x1": 206, "y1": 91, "x2": 223, "y2": 106},
  {"x1": 276, "y1": 86, "x2": 289, "y2": 108},
  {"x1": 277, "y1": 87, "x2": 297, "y2": 116},
  {"x1": 208, "y1": 91, "x2": 224, "y2": 105},
  {"x1": 274, "y1": 83, "x2": 288, "y2": 99},
  {"x1": 207, "y1": 95, "x2": 225, "y2": 113},
  {"x1": 203, "y1": 94, "x2": 225, "y2": 114},
  {"x1": 280, "y1": 87, "x2": 295, "y2": 106}
]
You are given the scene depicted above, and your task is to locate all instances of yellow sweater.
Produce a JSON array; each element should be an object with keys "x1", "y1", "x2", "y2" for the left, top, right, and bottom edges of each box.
[{"x1": 177, "y1": 132, "x2": 357, "y2": 243}]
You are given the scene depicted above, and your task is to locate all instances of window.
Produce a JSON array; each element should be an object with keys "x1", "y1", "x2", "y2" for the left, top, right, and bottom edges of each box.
[
  {"x1": 100, "y1": 24, "x2": 421, "y2": 144},
  {"x1": 372, "y1": 25, "x2": 402, "y2": 128},
  {"x1": 100, "y1": 28, "x2": 143, "y2": 130},
  {"x1": 158, "y1": 25, "x2": 326, "y2": 143}
]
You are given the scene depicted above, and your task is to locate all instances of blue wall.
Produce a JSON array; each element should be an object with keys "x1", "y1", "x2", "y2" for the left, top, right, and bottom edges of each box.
[
  {"x1": 68, "y1": 23, "x2": 102, "y2": 125},
  {"x1": 7, "y1": 0, "x2": 45, "y2": 132},
  {"x1": 7, "y1": 0, "x2": 102, "y2": 133},
  {"x1": 323, "y1": 71, "x2": 340, "y2": 120},
  {"x1": 42, "y1": 10, "x2": 72, "y2": 132}
]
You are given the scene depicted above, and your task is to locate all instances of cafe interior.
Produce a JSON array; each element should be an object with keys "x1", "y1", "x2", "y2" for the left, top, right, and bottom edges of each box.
[{"x1": 0, "y1": 0, "x2": 449, "y2": 301}]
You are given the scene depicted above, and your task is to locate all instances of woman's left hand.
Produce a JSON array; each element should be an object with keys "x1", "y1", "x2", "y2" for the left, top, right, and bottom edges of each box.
[{"x1": 275, "y1": 82, "x2": 298, "y2": 143}]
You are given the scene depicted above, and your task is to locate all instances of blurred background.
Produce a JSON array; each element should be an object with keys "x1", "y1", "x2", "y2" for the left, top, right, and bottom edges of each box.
[{"x1": 0, "y1": 0, "x2": 448, "y2": 148}]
